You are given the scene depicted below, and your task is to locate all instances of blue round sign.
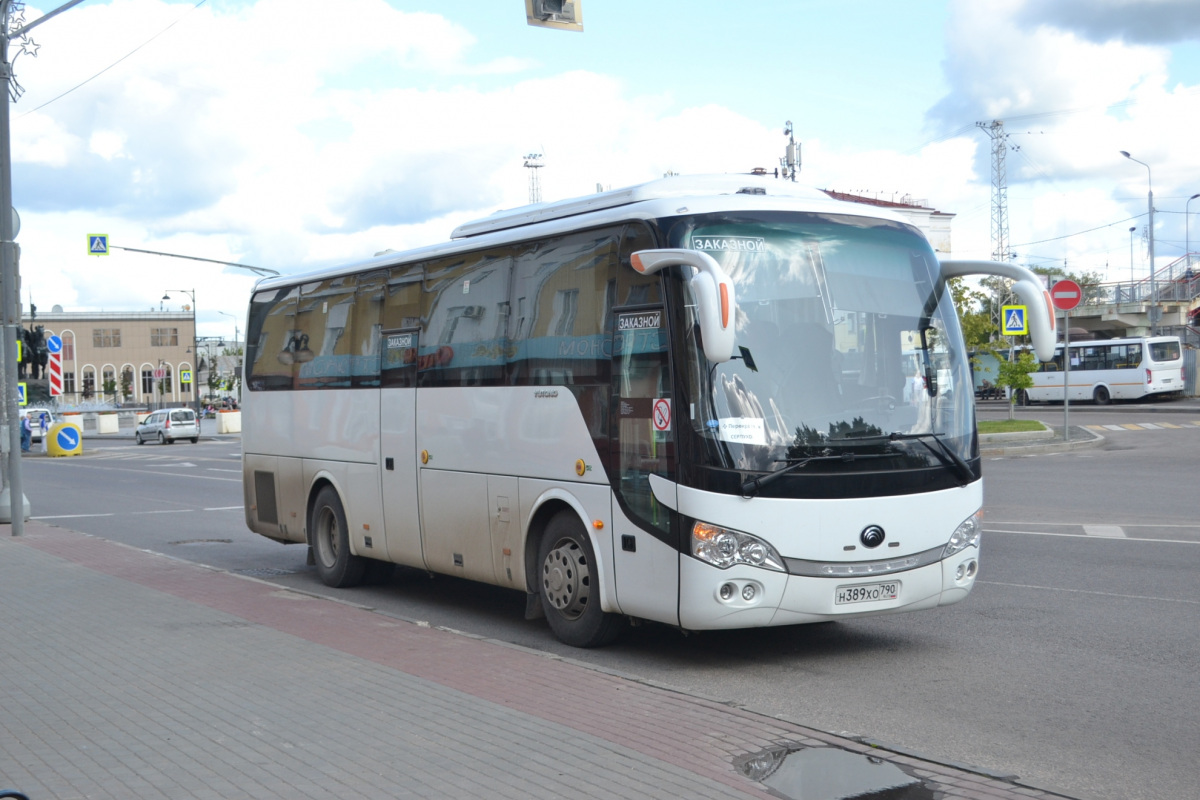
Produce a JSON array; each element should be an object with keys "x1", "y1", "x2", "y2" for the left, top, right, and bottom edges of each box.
[
  {"x1": 47, "y1": 335, "x2": 62, "y2": 354},
  {"x1": 56, "y1": 426, "x2": 80, "y2": 451}
]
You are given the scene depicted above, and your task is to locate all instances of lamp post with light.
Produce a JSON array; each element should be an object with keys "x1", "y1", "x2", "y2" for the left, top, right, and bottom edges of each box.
[
  {"x1": 162, "y1": 289, "x2": 199, "y2": 416},
  {"x1": 1120, "y1": 151, "x2": 1156, "y2": 332}
]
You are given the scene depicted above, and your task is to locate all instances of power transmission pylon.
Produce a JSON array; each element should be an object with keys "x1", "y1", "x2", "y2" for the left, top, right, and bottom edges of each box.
[
  {"x1": 524, "y1": 153, "x2": 543, "y2": 204},
  {"x1": 976, "y1": 120, "x2": 1014, "y2": 262}
]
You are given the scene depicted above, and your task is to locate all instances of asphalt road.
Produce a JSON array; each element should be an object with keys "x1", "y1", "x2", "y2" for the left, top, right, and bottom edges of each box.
[{"x1": 16, "y1": 406, "x2": 1200, "y2": 800}]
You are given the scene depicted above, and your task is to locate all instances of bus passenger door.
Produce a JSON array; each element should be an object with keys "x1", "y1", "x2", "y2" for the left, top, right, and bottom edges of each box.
[
  {"x1": 379, "y1": 330, "x2": 423, "y2": 567},
  {"x1": 609, "y1": 307, "x2": 680, "y2": 623}
]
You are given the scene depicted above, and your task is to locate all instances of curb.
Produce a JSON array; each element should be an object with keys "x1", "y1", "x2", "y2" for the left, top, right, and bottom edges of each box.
[{"x1": 980, "y1": 425, "x2": 1104, "y2": 456}]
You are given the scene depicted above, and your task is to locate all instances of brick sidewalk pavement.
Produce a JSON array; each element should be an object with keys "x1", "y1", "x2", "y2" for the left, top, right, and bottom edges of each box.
[{"x1": 0, "y1": 522, "x2": 1080, "y2": 800}]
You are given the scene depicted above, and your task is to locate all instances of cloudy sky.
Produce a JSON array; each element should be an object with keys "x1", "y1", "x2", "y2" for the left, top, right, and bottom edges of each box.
[{"x1": 10, "y1": 0, "x2": 1200, "y2": 339}]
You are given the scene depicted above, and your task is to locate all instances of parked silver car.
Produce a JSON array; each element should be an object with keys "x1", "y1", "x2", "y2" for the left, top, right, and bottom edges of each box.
[{"x1": 135, "y1": 408, "x2": 199, "y2": 444}]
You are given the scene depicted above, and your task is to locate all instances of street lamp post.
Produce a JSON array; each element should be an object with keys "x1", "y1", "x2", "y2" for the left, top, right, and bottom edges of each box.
[
  {"x1": 1186, "y1": 192, "x2": 1200, "y2": 268},
  {"x1": 1121, "y1": 151, "x2": 1156, "y2": 333},
  {"x1": 217, "y1": 310, "x2": 242, "y2": 404},
  {"x1": 1129, "y1": 226, "x2": 1137, "y2": 286},
  {"x1": 162, "y1": 289, "x2": 199, "y2": 415}
]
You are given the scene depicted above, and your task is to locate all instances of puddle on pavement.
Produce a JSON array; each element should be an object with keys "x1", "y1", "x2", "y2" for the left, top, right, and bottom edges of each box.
[{"x1": 735, "y1": 744, "x2": 936, "y2": 800}]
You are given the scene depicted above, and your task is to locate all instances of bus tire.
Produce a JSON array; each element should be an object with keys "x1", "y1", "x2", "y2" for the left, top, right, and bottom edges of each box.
[
  {"x1": 1093, "y1": 386, "x2": 1111, "y2": 405},
  {"x1": 537, "y1": 511, "x2": 625, "y2": 648},
  {"x1": 311, "y1": 486, "x2": 366, "y2": 588}
]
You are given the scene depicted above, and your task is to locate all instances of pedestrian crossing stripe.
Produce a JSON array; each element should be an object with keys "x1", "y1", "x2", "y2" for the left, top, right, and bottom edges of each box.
[{"x1": 1085, "y1": 421, "x2": 1200, "y2": 431}]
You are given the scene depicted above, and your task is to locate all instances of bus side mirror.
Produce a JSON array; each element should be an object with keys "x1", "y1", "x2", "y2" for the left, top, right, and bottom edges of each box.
[
  {"x1": 630, "y1": 248, "x2": 737, "y2": 363},
  {"x1": 939, "y1": 259, "x2": 1057, "y2": 363}
]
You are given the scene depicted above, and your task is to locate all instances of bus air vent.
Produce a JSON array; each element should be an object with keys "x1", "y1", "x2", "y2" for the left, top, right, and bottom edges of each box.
[{"x1": 254, "y1": 470, "x2": 279, "y2": 525}]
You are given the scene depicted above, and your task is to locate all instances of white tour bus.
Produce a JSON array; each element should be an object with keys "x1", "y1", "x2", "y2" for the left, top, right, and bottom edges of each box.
[
  {"x1": 240, "y1": 174, "x2": 1055, "y2": 647},
  {"x1": 1022, "y1": 335, "x2": 1183, "y2": 405}
]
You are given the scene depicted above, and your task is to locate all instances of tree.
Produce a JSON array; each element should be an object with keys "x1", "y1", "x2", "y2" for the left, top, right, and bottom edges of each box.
[{"x1": 990, "y1": 348, "x2": 1040, "y2": 420}]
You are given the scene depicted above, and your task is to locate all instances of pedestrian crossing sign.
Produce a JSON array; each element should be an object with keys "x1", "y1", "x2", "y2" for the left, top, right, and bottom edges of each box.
[
  {"x1": 17, "y1": 382, "x2": 26, "y2": 406},
  {"x1": 1001, "y1": 305, "x2": 1028, "y2": 336},
  {"x1": 88, "y1": 234, "x2": 109, "y2": 255}
]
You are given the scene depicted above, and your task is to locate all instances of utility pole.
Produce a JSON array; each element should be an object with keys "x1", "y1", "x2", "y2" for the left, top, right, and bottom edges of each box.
[
  {"x1": 780, "y1": 121, "x2": 800, "y2": 181},
  {"x1": 0, "y1": 1, "x2": 87, "y2": 533}
]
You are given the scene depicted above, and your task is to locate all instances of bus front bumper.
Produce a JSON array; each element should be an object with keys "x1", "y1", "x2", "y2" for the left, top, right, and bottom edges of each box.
[{"x1": 677, "y1": 547, "x2": 979, "y2": 631}]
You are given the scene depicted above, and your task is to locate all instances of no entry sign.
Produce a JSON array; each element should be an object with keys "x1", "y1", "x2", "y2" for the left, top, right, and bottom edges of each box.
[{"x1": 1051, "y1": 279, "x2": 1082, "y2": 311}]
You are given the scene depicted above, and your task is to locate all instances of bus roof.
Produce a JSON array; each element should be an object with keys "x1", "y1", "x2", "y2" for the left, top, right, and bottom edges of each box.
[
  {"x1": 252, "y1": 174, "x2": 911, "y2": 292},
  {"x1": 450, "y1": 174, "x2": 850, "y2": 238}
]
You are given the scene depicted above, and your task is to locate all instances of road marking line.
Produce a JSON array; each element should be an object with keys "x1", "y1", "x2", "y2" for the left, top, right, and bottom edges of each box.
[
  {"x1": 985, "y1": 528, "x2": 1200, "y2": 545},
  {"x1": 1119, "y1": 424, "x2": 1143, "y2": 430},
  {"x1": 979, "y1": 580, "x2": 1200, "y2": 606},
  {"x1": 1139, "y1": 423, "x2": 1162, "y2": 429},
  {"x1": 1083, "y1": 524, "x2": 1126, "y2": 538},
  {"x1": 31, "y1": 513, "x2": 115, "y2": 520},
  {"x1": 1102, "y1": 424, "x2": 1125, "y2": 430},
  {"x1": 1158, "y1": 422, "x2": 1183, "y2": 428},
  {"x1": 1085, "y1": 425, "x2": 1107, "y2": 430},
  {"x1": 203, "y1": 506, "x2": 244, "y2": 511}
]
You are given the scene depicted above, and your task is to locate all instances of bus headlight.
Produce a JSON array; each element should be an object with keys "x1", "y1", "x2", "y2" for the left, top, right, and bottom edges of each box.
[
  {"x1": 692, "y1": 522, "x2": 785, "y2": 572},
  {"x1": 943, "y1": 510, "x2": 983, "y2": 558}
]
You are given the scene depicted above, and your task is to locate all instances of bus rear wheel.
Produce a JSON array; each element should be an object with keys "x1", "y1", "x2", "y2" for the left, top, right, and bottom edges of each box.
[
  {"x1": 537, "y1": 511, "x2": 625, "y2": 648},
  {"x1": 311, "y1": 486, "x2": 366, "y2": 588},
  {"x1": 1093, "y1": 386, "x2": 1111, "y2": 405}
]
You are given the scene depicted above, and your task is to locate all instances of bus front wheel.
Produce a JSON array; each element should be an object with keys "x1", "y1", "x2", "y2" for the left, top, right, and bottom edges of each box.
[
  {"x1": 311, "y1": 486, "x2": 366, "y2": 588},
  {"x1": 537, "y1": 511, "x2": 625, "y2": 648},
  {"x1": 1093, "y1": 386, "x2": 1111, "y2": 405}
]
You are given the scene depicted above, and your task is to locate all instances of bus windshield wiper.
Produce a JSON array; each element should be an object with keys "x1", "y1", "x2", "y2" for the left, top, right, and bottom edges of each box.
[
  {"x1": 887, "y1": 431, "x2": 973, "y2": 485},
  {"x1": 740, "y1": 451, "x2": 897, "y2": 498}
]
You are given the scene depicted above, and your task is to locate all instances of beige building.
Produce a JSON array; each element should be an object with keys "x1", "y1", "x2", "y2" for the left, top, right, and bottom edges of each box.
[{"x1": 20, "y1": 308, "x2": 197, "y2": 408}]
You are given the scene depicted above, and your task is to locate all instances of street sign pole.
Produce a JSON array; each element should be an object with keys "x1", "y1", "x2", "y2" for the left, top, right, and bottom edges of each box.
[
  {"x1": 1050, "y1": 280, "x2": 1083, "y2": 443},
  {"x1": 1063, "y1": 310, "x2": 1070, "y2": 442}
]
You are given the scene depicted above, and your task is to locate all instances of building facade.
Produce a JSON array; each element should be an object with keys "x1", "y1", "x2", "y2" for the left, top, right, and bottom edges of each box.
[{"x1": 20, "y1": 309, "x2": 197, "y2": 408}]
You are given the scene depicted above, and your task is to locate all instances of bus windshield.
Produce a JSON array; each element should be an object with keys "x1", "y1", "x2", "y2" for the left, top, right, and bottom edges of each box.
[{"x1": 668, "y1": 212, "x2": 974, "y2": 479}]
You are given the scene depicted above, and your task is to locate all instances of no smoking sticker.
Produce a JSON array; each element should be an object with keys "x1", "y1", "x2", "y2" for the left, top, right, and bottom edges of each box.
[{"x1": 652, "y1": 398, "x2": 671, "y2": 431}]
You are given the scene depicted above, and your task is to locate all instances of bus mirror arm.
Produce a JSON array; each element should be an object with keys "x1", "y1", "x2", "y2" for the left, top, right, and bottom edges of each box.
[
  {"x1": 631, "y1": 249, "x2": 737, "y2": 363},
  {"x1": 939, "y1": 259, "x2": 1056, "y2": 362}
]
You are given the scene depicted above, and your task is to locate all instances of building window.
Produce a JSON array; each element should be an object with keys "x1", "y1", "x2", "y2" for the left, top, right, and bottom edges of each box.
[
  {"x1": 151, "y1": 327, "x2": 179, "y2": 347},
  {"x1": 63, "y1": 372, "x2": 75, "y2": 394},
  {"x1": 141, "y1": 369, "x2": 154, "y2": 395},
  {"x1": 93, "y1": 329, "x2": 121, "y2": 348},
  {"x1": 62, "y1": 333, "x2": 75, "y2": 360}
]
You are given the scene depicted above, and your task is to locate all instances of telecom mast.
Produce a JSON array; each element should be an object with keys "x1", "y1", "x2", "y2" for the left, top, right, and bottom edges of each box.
[
  {"x1": 976, "y1": 120, "x2": 1012, "y2": 262},
  {"x1": 524, "y1": 153, "x2": 544, "y2": 204}
]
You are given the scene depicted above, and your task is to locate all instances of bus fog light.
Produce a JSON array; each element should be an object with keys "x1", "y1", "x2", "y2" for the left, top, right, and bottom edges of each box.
[
  {"x1": 741, "y1": 584, "x2": 757, "y2": 601},
  {"x1": 719, "y1": 583, "x2": 736, "y2": 601}
]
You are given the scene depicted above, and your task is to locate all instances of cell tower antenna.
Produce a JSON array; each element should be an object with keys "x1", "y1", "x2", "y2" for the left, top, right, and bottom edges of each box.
[
  {"x1": 523, "y1": 152, "x2": 544, "y2": 204},
  {"x1": 976, "y1": 120, "x2": 1013, "y2": 262}
]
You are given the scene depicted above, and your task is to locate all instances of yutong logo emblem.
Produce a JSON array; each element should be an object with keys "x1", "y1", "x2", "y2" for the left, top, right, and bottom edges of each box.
[{"x1": 860, "y1": 525, "x2": 886, "y2": 548}]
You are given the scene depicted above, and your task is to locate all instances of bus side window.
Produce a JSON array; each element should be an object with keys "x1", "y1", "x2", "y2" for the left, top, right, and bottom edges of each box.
[{"x1": 245, "y1": 286, "x2": 300, "y2": 391}]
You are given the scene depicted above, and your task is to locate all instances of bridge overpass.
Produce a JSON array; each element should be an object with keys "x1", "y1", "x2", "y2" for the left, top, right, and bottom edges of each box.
[{"x1": 1065, "y1": 253, "x2": 1200, "y2": 345}]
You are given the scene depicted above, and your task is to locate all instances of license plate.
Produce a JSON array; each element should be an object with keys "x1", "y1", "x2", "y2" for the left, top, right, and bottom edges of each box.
[{"x1": 835, "y1": 581, "x2": 900, "y2": 605}]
